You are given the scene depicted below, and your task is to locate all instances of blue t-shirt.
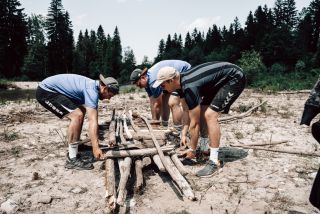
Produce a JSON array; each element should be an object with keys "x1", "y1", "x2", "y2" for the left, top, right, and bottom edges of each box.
[
  {"x1": 145, "y1": 60, "x2": 191, "y2": 98},
  {"x1": 39, "y1": 74, "x2": 100, "y2": 109}
]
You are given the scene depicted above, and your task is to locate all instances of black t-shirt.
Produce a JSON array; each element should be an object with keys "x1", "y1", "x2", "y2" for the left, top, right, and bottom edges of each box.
[{"x1": 180, "y1": 62, "x2": 244, "y2": 110}]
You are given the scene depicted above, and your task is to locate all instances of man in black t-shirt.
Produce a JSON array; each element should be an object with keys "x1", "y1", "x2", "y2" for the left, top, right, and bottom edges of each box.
[{"x1": 153, "y1": 62, "x2": 246, "y2": 177}]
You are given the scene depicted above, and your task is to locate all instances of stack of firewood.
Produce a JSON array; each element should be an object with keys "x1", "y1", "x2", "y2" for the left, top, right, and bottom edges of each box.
[{"x1": 102, "y1": 110, "x2": 195, "y2": 213}]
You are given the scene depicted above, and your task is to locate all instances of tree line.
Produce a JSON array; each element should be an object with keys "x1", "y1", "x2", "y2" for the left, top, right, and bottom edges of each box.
[{"x1": 0, "y1": 0, "x2": 319, "y2": 89}]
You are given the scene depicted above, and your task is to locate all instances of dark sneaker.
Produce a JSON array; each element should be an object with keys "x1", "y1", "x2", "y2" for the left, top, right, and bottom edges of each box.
[
  {"x1": 196, "y1": 160, "x2": 223, "y2": 177},
  {"x1": 65, "y1": 155, "x2": 94, "y2": 170},
  {"x1": 78, "y1": 151, "x2": 95, "y2": 163}
]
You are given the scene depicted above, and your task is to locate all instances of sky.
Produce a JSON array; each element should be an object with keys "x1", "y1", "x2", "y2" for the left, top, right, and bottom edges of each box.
[{"x1": 20, "y1": 0, "x2": 311, "y2": 64}]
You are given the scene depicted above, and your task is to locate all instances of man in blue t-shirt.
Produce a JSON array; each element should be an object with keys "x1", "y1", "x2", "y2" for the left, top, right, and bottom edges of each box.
[
  {"x1": 130, "y1": 60, "x2": 191, "y2": 144},
  {"x1": 36, "y1": 74, "x2": 119, "y2": 170}
]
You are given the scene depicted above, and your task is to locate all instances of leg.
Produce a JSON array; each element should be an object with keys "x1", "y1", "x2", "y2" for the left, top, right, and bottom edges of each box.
[
  {"x1": 168, "y1": 94, "x2": 182, "y2": 126},
  {"x1": 66, "y1": 106, "x2": 86, "y2": 144},
  {"x1": 161, "y1": 92, "x2": 170, "y2": 126},
  {"x1": 204, "y1": 108, "x2": 220, "y2": 149}
]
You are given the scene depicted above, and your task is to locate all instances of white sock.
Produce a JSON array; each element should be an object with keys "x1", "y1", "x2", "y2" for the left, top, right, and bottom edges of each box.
[
  {"x1": 68, "y1": 144, "x2": 78, "y2": 159},
  {"x1": 209, "y1": 147, "x2": 219, "y2": 164}
]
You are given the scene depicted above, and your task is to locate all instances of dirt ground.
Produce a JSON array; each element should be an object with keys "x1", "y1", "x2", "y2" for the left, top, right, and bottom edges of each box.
[{"x1": 0, "y1": 84, "x2": 320, "y2": 214}]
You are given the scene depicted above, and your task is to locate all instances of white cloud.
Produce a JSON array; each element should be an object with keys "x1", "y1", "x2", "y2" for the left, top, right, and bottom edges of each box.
[
  {"x1": 74, "y1": 14, "x2": 87, "y2": 26},
  {"x1": 181, "y1": 16, "x2": 221, "y2": 32}
]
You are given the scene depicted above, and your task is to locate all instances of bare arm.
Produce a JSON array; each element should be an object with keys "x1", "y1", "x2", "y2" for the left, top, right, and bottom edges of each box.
[
  {"x1": 188, "y1": 105, "x2": 200, "y2": 150},
  {"x1": 180, "y1": 98, "x2": 190, "y2": 146},
  {"x1": 149, "y1": 94, "x2": 162, "y2": 120},
  {"x1": 86, "y1": 107, "x2": 103, "y2": 159}
]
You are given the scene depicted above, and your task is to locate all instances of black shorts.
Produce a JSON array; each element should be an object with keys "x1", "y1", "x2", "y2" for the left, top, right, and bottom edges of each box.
[
  {"x1": 36, "y1": 86, "x2": 78, "y2": 119},
  {"x1": 201, "y1": 74, "x2": 246, "y2": 113}
]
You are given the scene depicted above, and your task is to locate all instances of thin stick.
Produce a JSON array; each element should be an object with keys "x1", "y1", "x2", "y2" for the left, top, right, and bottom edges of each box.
[
  {"x1": 218, "y1": 101, "x2": 267, "y2": 122},
  {"x1": 127, "y1": 110, "x2": 140, "y2": 132},
  {"x1": 235, "y1": 140, "x2": 288, "y2": 147},
  {"x1": 230, "y1": 144, "x2": 320, "y2": 157}
]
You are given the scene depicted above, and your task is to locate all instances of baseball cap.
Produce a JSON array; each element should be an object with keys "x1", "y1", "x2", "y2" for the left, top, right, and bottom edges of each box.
[
  {"x1": 130, "y1": 68, "x2": 147, "y2": 83},
  {"x1": 152, "y1": 67, "x2": 177, "y2": 88},
  {"x1": 99, "y1": 74, "x2": 119, "y2": 94}
]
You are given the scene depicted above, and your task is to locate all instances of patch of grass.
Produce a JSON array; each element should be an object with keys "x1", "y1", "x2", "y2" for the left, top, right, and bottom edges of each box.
[
  {"x1": 238, "y1": 103, "x2": 254, "y2": 113},
  {"x1": 129, "y1": 95, "x2": 134, "y2": 100},
  {"x1": 234, "y1": 131, "x2": 244, "y2": 139},
  {"x1": 0, "y1": 79, "x2": 11, "y2": 89},
  {"x1": 120, "y1": 85, "x2": 136, "y2": 94},
  {"x1": 0, "y1": 127, "x2": 19, "y2": 142},
  {"x1": 10, "y1": 146, "x2": 22, "y2": 157},
  {"x1": 254, "y1": 124, "x2": 263, "y2": 132},
  {"x1": 141, "y1": 94, "x2": 147, "y2": 98}
]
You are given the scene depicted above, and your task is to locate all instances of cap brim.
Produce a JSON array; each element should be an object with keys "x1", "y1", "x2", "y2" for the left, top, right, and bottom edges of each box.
[{"x1": 152, "y1": 80, "x2": 163, "y2": 88}]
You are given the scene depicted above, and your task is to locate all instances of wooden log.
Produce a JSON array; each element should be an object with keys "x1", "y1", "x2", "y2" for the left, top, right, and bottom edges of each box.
[
  {"x1": 218, "y1": 101, "x2": 267, "y2": 123},
  {"x1": 235, "y1": 140, "x2": 288, "y2": 147},
  {"x1": 164, "y1": 156, "x2": 195, "y2": 200},
  {"x1": 122, "y1": 114, "x2": 133, "y2": 140},
  {"x1": 134, "y1": 159, "x2": 143, "y2": 193},
  {"x1": 132, "y1": 131, "x2": 166, "y2": 140},
  {"x1": 108, "y1": 120, "x2": 116, "y2": 146},
  {"x1": 136, "y1": 113, "x2": 195, "y2": 200},
  {"x1": 117, "y1": 157, "x2": 132, "y2": 206},
  {"x1": 142, "y1": 156, "x2": 152, "y2": 167},
  {"x1": 116, "y1": 116, "x2": 120, "y2": 139},
  {"x1": 119, "y1": 119, "x2": 127, "y2": 144},
  {"x1": 103, "y1": 146, "x2": 174, "y2": 158},
  {"x1": 170, "y1": 154, "x2": 189, "y2": 176},
  {"x1": 127, "y1": 110, "x2": 140, "y2": 132},
  {"x1": 105, "y1": 159, "x2": 116, "y2": 211},
  {"x1": 230, "y1": 144, "x2": 320, "y2": 157},
  {"x1": 152, "y1": 155, "x2": 166, "y2": 172}
]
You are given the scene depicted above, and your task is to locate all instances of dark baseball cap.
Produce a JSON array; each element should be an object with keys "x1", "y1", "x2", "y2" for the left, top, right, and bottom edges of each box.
[
  {"x1": 99, "y1": 74, "x2": 119, "y2": 94},
  {"x1": 130, "y1": 68, "x2": 148, "y2": 83}
]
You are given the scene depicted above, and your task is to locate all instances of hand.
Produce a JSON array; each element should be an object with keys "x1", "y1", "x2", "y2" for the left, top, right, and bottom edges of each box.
[
  {"x1": 93, "y1": 147, "x2": 103, "y2": 160},
  {"x1": 180, "y1": 135, "x2": 187, "y2": 148}
]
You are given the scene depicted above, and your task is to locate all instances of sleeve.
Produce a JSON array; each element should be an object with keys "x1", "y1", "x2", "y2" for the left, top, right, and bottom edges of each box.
[
  {"x1": 184, "y1": 88, "x2": 200, "y2": 110},
  {"x1": 83, "y1": 88, "x2": 99, "y2": 109},
  {"x1": 146, "y1": 86, "x2": 162, "y2": 98}
]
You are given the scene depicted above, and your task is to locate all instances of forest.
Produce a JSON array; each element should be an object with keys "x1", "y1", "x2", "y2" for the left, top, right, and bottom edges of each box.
[{"x1": 1, "y1": 0, "x2": 320, "y2": 90}]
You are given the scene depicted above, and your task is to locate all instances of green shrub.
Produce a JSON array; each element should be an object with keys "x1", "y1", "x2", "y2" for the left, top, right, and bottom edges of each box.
[
  {"x1": 270, "y1": 63, "x2": 287, "y2": 73},
  {"x1": 238, "y1": 50, "x2": 267, "y2": 86}
]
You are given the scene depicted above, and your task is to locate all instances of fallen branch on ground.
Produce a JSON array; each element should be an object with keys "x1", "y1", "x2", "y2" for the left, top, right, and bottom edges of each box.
[
  {"x1": 219, "y1": 101, "x2": 267, "y2": 123},
  {"x1": 230, "y1": 144, "x2": 320, "y2": 157}
]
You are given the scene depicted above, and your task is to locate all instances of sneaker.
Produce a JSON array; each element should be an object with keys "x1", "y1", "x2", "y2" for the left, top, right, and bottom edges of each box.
[
  {"x1": 78, "y1": 151, "x2": 95, "y2": 163},
  {"x1": 196, "y1": 160, "x2": 223, "y2": 177},
  {"x1": 65, "y1": 155, "x2": 94, "y2": 170}
]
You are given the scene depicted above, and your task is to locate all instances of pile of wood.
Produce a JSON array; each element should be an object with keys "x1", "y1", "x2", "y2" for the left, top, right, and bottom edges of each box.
[{"x1": 101, "y1": 110, "x2": 195, "y2": 213}]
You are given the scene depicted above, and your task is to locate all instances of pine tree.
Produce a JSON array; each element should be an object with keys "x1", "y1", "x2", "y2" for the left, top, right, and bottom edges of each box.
[
  {"x1": 22, "y1": 14, "x2": 47, "y2": 80},
  {"x1": 46, "y1": 0, "x2": 73, "y2": 75},
  {"x1": 154, "y1": 39, "x2": 165, "y2": 62},
  {"x1": 110, "y1": 26, "x2": 122, "y2": 78},
  {"x1": 0, "y1": 0, "x2": 28, "y2": 78},
  {"x1": 120, "y1": 47, "x2": 136, "y2": 84}
]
